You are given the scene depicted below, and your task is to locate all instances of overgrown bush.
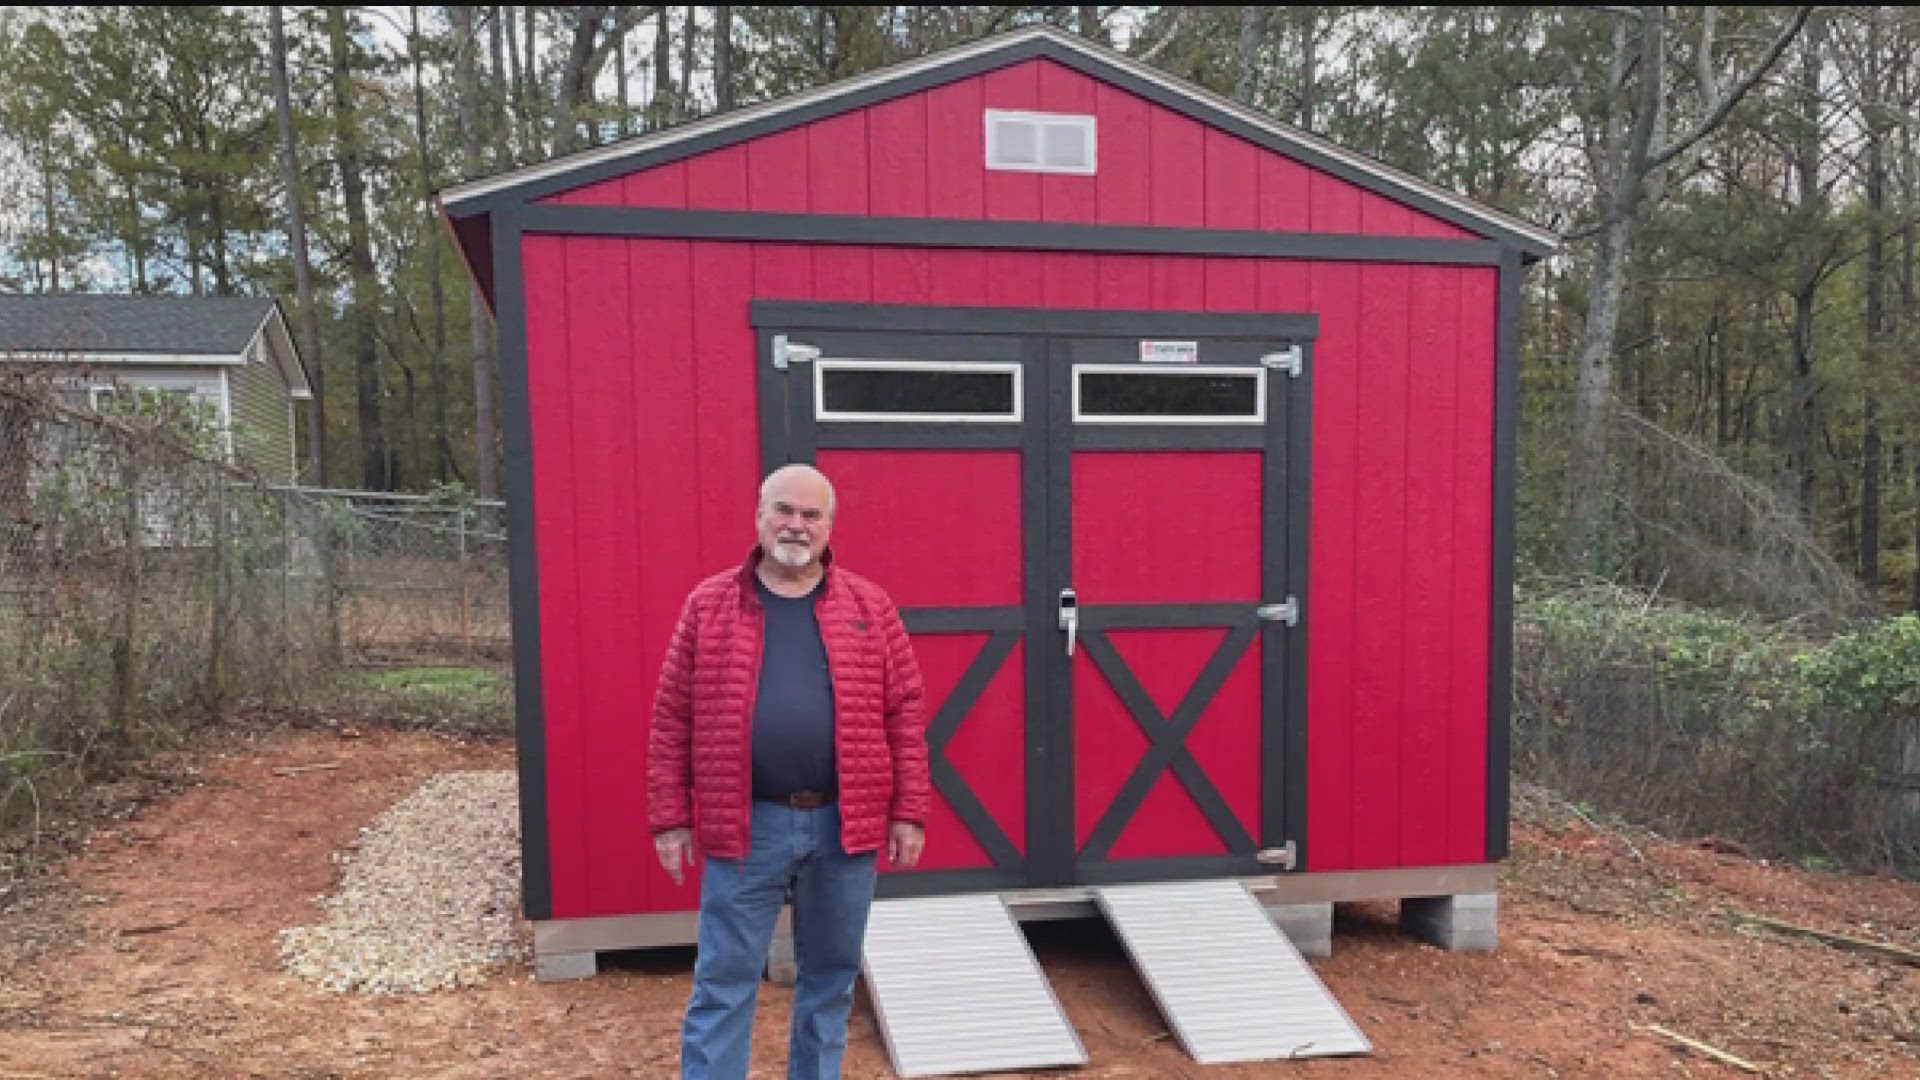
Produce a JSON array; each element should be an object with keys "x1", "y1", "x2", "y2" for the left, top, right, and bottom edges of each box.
[{"x1": 1515, "y1": 579, "x2": 1919, "y2": 871}]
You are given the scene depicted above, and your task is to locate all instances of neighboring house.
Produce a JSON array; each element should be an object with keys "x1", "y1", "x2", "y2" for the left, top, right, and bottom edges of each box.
[{"x1": 0, "y1": 294, "x2": 312, "y2": 483}]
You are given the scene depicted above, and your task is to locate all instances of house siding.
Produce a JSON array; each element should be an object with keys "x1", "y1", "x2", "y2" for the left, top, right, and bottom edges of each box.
[{"x1": 228, "y1": 344, "x2": 296, "y2": 483}]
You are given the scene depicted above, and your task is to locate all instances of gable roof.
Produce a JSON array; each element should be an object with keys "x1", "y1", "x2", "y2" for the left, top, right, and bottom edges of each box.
[
  {"x1": 0, "y1": 294, "x2": 277, "y2": 355},
  {"x1": 438, "y1": 24, "x2": 1557, "y2": 258}
]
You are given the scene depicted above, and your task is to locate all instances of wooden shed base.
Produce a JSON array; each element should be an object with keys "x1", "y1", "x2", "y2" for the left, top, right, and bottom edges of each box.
[{"x1": 529, "y1": 863, "x2": 1500, "y2": 982}]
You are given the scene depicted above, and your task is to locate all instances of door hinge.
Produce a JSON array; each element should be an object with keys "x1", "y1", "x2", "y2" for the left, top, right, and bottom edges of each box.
[
  {"x1": 1261, "y1": 344, "x2": 1304, "y2": 378},
  {"x1": 1257, "y1": 597, "x2": 1299, "y2": 627},
  {"x1": 771, "y1": 334, "x2": 821, "y2": 371},
  {"x1": 1255, "y1": 841, "x2": 1297, "y2": 870}
]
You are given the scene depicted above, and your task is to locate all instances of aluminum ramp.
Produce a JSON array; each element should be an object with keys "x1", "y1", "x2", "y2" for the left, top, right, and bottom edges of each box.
[
  {"x1": 1096, "y1": 879, "x2": 1372, "y2": 1063},
  {"x1": 862, "y1": 894, "x2": 1087, "y2": 1078}
]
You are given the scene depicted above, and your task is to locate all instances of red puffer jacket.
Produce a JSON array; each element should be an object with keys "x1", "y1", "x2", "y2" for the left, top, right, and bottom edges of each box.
[{"x1": 648, "y1": 549, "x2": 930, "y2": 858}]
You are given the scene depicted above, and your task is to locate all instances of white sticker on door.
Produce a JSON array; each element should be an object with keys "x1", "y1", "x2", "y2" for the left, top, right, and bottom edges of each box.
[{"x1": 1139, "y1": 340, "x2": 1199, "y2": 364}]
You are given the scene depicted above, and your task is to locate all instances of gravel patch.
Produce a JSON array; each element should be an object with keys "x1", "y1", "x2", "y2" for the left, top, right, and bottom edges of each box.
[{"x1": 279, "y1": 770, "x2": 527, "y2": 994}]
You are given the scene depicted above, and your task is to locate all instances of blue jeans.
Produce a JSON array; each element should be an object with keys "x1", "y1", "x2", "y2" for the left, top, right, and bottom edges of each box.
[{"x1": 681, "y1": 801, "x2": 879, "y2": 1080}]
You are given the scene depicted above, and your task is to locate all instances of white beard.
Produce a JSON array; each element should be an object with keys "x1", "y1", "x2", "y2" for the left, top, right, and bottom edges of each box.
[{"x1": 770, "y1": 541, "x2": 814, "y2": 568}]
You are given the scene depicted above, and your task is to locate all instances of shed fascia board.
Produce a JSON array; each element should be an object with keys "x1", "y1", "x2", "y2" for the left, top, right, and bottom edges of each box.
[{"x1": 438, "y1": 25, "x2": 1558, "y2": 258}]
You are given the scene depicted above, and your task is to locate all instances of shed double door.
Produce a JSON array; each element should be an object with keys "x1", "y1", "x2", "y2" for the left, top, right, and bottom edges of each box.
[{"x1": 756, "y1": 304, "x2": 1314, "y2": 894}]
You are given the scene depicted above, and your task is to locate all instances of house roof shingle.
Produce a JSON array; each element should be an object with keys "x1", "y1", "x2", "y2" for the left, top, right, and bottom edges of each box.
[{"x1": 0, "y1": 295, "x2": 276, "y2": 355}]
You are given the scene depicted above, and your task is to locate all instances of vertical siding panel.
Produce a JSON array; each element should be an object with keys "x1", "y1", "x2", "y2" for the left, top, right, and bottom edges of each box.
[
  {"x1": 1450, "y1": 267, "x2": 1497, "y2": 863},
  {"x1": 1257, "y1": 260, "x2": 1312, "y2": 315},
  {"x1": 1036, "y1": 60, "x2": 1098, "y2": 224},
  {"x1": 807, "y1": 108, "x2": 872, "y2": 298},
  {"x1": 691, "y1": 242, "x2": 762, "y2": 568},
  {"x1": 686, "y1": 144, "x2": 750, "y2": 211},
  {"x1": 1404, "y1": 209, "x2": 1477, "y2": 240},
  {"x1": 1307, "y1": 170, "x2": 1362, "y2": 235},
  {"x1": 1204, "y1": 130, "x2": 1259, "y2": 230},
  {"x1": 1042, "y1": 252, "x2": 1100, "y2": 309},
  {"x1": 629, "y1": 238, "x2": 703, "y2": 913},
  {"x1": 564, "y1": 237, "x2": 646, "y2": 915},
  {"x1": 808, "y1": 110, "x2": 869, "y2": 215},
  {"x1": 1148, "y1": 108, "x2": 1206, "y2": 228},
  {"x1": 1150, "y1": 255, "x2": 1204, "y2": 311},
  {"x1": 1348, "y1": 263, "x2": 1411, "y2": 868},
  {"x1": 1204, "y1": 257, "x2": 1256, "y2": 313},
  {"x1": 813, "y1": 246, "x2": 874, "y2": 304},
  {"x1": 753, "y1": 241, "x2": 813, "y2": 301},
  {"x1": 747, "y1": 128, "x2": 811, "y2": 212},
  {"x1": 924, "y1": 78, "x2": 986, "y2": 219},
  {"x1": 541, "y1": 177, "x2": 625, "y2": 206},
  {"x1": 1357, "y1": 190, "x2": 1417, "y2": 237},
  {"x1": 1097, "y1": 253, "x2": 1152, "y2": 309},
  {"x1": 1258, "y1": 154, "x2": 1313, "y2": 233},
  {"x1": 868, "y1": 94, "x2": 929, "y2": 218},
  {"x1": 1306, "y1": 262, "x2": 1361, "y2": 871},
  {"x1": 1094, "y1": 82, "x2": 1151, "y2": 226},
  {"x1": 1398, "y1": 266, "x2": 1461, "y2": 867},
  {"x1": 522, "y1": 235, "x2": 586, "y2": 915},
  {"x1": 872, "y1": 249, "x2": 934, "y2": 304},
  {"x1": 927, "y1": 248, "x2": 989, "y2": 306},
  {"x1": 982, "y1": 61, "x2": 1042, "y2": 221},
  {"x1": 869, "y1": 94, "x2": 932, "y2": 300},
  {"x1": 985, "y1": 250, "x2": 1043, "y2": 307},
  {"x1": 620, "y1": 160, "x2": 689, "y2": 209}
]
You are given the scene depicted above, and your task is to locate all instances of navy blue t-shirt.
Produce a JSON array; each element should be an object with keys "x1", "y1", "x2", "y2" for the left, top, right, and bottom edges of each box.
[{"x1": 751, "y1": 577, "x2": 837, "y2": 799}]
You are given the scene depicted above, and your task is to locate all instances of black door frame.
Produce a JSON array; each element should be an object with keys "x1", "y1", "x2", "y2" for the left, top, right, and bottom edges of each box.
[{"x1": 753, "y1": 301, "x2": 1316, "y2": 893}]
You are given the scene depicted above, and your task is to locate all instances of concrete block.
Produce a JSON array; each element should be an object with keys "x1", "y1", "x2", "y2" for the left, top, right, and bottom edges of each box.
[
  {"x1": 1400, "y1": 893, "x2": 1498, "y2": 952},
  {"x1": 766, "y1": 931, "x2": 798, "y2": 986},
  {"x1": 1263, "y1": 901, "x2": 1333, "y2": 958},
  {"x1": 535, "y1": 949, "x2": 598, "y2": 982}
]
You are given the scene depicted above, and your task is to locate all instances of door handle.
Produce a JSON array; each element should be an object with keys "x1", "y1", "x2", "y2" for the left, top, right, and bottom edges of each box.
[{"x1": 1057, "y1": 588, "x2": 1079, "y2": 657}]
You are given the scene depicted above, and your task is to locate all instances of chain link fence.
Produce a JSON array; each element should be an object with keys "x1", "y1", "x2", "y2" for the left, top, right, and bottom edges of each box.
[{"x1": 0, "y1": 372, "x2": 507, "y2": 833}]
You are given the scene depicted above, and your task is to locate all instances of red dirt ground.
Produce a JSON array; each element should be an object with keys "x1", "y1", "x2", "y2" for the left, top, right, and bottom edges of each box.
[{"x1": 0, "y1": 721, "x2": 1914, "y2": 1079}]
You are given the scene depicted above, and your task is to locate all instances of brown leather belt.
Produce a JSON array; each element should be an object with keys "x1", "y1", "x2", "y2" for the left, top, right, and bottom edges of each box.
[{"x1": 762, "y1": 790, "x2": 834, "y2": 809}]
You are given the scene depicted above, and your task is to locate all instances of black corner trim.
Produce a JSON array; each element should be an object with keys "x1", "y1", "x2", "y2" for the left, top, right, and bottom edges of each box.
[
  {"x1": 1487, "y1": 247, "x2": 1522, "y2": 862},
  {"x1": 492, "y1": 208, "x2": 554, "y2": 922},
  {"x1": 519, "y1": 204, "x2": 1507, "y2": 267}
]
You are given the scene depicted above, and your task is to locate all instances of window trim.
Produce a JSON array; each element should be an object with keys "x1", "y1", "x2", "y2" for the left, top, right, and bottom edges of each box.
[
  {"x1": 813, "y1": 358, "x2": 1025, "y2": 424},
  {"x1": 1071, "y1": 364, "x2": 1267, "y2": 425}
]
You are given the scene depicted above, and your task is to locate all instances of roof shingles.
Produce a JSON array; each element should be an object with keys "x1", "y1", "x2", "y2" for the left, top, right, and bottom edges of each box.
[{"x1": 0, "y1": 295, "x2": 274, "y2": 355}]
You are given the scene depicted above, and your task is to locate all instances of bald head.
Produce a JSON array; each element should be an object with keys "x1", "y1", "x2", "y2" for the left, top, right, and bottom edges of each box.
[
  {"x1": 759, "y1": 463, "x2": 836, "y2": 518},
  {"x1": 757, "y1": 464, "x2": 835, "y2": 572}
]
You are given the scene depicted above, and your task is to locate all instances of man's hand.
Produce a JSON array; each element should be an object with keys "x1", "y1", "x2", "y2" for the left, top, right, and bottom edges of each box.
[
  {"x1": 655, "y1": 827, "x2": 696, "y2": 885},
  {"x1": 886, "y1": 821, "x2": 925, "y2": 869}
]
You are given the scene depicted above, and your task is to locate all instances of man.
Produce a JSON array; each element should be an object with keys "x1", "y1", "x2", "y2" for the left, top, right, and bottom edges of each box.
[{"x1": 649, "y1": 463, "x2": 930, "y2": 1080}]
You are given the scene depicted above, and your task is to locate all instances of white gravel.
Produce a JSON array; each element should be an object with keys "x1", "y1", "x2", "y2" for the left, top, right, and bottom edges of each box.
[{"x1": 278, "y1": 769, "x2": 529, "y2": 994}]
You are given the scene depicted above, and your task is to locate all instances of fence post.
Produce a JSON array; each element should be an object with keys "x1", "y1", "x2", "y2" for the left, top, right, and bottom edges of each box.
[
  {"x1": 459, "y1": 504, "x2": 472, "y2": 658},
  {"x1": 206, "y1": 470, "x2": 228, "y2": 720},
  {"x1": 112, "y1": 435, "x2": 141, "y2": 745}
]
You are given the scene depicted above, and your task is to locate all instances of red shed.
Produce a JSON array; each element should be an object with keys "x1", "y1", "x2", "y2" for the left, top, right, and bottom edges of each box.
[{"x1": 441, "y1": 24, "x2": 1555, "y2": 1022}]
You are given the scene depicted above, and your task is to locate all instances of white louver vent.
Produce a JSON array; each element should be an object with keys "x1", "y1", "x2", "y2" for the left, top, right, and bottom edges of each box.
[{"x1": 985, "y1": 109, "x2": 1097, "y2": 175}]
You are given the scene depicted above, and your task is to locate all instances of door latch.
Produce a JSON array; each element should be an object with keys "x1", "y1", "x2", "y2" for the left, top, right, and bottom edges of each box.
[{"x1": 1057, "y1": 588, "x2": 1079, "y2": 657}]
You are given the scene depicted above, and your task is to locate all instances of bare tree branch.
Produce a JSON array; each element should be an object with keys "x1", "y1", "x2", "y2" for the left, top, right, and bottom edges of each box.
[{"x1": 1648, "y1": 6, "x2": 1814, "y2": 171}]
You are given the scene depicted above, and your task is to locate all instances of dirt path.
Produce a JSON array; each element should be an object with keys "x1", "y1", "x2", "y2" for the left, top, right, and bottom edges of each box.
[{"x1": 0, "y1": 723, "x2": 1914, "y2": 1079}]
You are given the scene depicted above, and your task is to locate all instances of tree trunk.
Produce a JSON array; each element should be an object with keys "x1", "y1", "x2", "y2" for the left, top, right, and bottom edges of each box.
[
  {"x1": 327, "y1": 6, "x2": 390, "y2": 491},
  {"x1": 410, "y1": 7, "x2": 453, "y2": 485},
  {"x1": 1862, "y1": 7, "x2": 1886, "y2": 597},
  {"x1": 552, "y1": 6, "x2": 606, "y2": 156},
  {"x1": 1234, "y1": 7, "x2": 1262, "y2": 106},
  {"x1": 715, "y1": 5, "x2": 733, "y2": 111},
  {"x1": 1076, "y1": 6, "x2": 1107, "y2": 46},
  {"x1": 456, "y1": 6, "x2": 501, "y2": 501},
  {"x1": 1784, "y1": 12, "x2": 1825, "y2": 520},
  {"x1": 270, "y1": 5, "x2": 327, "y2": 485},
  {"x1": 615, "y1": 27, "x2": 630, "y2": 135},
  {"x1": 651, "y1": 6, "x2": 674, "y2": 128},
  {"x1": 490, "y1": 5, "x2": 513, "y2": 168},
  {"x1": 679, "y1": 6, "x2": 696, "y2": 118}
]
